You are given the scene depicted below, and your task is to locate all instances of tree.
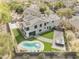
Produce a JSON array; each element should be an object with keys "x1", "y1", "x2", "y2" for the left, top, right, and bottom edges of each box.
[
  {"x1": 0, "y1": 32, "x2": 14, "y2": 58},
  {"x1": 8, "y1": 1, "x2": 24, "y2": 14},
  {"x1": 15, "y1": 4, "x2": 24, "y2": 14},
  {"x1": 0, "y1": 3, "x2": 11, "y2": 24},
  {"x1": 45, "y1": 2, "x2": 53, "y2": 7},
  {"x1": 23, "y1": 54, "x2": 30, "y2": 59},
  {"x1": 40, "y1": 5, "x2": 47, "y2": 14},
  {"x1": 56, "y1": 8, "x2": 74, "y2": 18},
  {"x1": 40, "y1": 4, "x2": 53, "y2": 15},
  {"x1": 53, "y1": 1, "x2": 65, "y2": 10},
  {"x1": 38, "y1": 53, "x2": 45, "y2": 59}
]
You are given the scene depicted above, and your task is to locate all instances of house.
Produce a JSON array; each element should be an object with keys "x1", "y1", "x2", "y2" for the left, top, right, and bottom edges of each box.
[
  {"x1": 19, "y1": 14, "x2": 60, "y2": 38},
  {"x1": 18, "y1": 4, "x2": 60, "y2": 38}
]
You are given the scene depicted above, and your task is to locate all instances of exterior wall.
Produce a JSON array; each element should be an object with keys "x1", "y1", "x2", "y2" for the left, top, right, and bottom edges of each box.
[
  {"x1": 24, "y1": 21, "x2": 49, "y2": 37},
  {"x1": 20, "y1": 19, "x2": 60, "y2": 38}
]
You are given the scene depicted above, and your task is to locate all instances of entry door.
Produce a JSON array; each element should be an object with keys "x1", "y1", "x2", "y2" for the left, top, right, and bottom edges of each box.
[{"x1": 29, "y1": 31, "x2": 36, "y2": 36}]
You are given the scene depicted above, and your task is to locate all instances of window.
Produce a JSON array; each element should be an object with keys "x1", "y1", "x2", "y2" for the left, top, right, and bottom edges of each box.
[
  {"x1": 52, "y1": 21, "x2": 54, "y2": 23},
  {"x1": 44, "y1": 23, "x2": 46, "y2": 26},
  {"x1": 47, "y1": 27, "x2": 49, "y2": 29},
  {"x1": 34, "y1": 25, "x2": 37, "y2": 29},
  {"x1": 44, "y1": 27, "x2": 46, "y2": 29},
  {"x1": 26, "y1": 27, "x2": 29, "y2": 31},
  {"x1": 47, "y1": 22, "x2": 49, "y2": 24},
  {"x1": 39, "y1": 29, "x2": 42, "y2": 32},
  {"x1": 25, "y1": 32, "x2": 26, "y2": 35},
  {"x1": 40, "y1": 24, "x2": 42, "y2": 27}
]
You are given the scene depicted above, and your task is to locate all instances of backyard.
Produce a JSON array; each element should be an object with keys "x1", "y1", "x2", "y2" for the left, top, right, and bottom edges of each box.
[
  {"x1": 40, "y1": 31, "x2": 54, "y2": 39},
  {"x1": 43, "y1": 42, "x2": 59, "y2": 51},
  {"x1": 12, "y1": 29, "x2": 58, "y2": 51}
]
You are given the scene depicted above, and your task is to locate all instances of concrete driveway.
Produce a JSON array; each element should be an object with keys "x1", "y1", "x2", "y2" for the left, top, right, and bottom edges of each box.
[{"x1": 52, "y1": 30, "x2": 66, "y2": 51}]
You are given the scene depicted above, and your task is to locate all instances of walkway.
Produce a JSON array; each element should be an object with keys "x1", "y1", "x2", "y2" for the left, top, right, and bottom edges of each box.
[
  {"x1": 35, "y1": 36, "x2": 53, "y2": 43},
  {"x1": 9, "y1": 23, "x2": 17, "y2": 29}
]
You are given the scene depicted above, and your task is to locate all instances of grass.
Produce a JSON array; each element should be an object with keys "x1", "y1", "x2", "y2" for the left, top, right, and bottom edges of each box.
[
  {"x1": 12, "y1": 29, "x2": 25, "y2": 43},
  {"x1": 43, "y1": 42, "x2": 59, "y2": 51},
  {"x1": 27, "y1": 37, "x2": 37, "y2": 41},
  {"x1": 40, "y1": 31, "x2": 54, "y2": 39}
]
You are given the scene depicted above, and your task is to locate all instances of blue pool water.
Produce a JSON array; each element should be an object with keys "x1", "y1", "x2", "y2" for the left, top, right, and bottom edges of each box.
[
  {"x1": 22, "y1": 42, "x2": 41, "y2": 49},
  {"x1": 18, "y1": 41, "x2": 44, "y2": 52}
]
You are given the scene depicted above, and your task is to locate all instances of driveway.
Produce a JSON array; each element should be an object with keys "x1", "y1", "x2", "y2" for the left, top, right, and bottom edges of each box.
[{"x1": 52, "y1": 30, "x2": 66, "y2": 51}]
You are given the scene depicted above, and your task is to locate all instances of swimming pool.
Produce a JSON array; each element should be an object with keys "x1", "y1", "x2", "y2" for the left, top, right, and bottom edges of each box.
[
  {"x1": 18, "y1": 41, "x2": 44, "y2": 52},
  {"x1": 22, "y1": 42, "x2": 41, "y2": 49}
]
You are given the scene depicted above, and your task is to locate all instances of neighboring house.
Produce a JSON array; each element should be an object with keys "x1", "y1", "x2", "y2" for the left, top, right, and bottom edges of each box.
[{"x1": 19, "y1": 14, "x2": 60, "y2": 38}]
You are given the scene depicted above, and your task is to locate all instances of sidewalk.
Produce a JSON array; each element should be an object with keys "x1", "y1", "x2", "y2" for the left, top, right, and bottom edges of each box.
[{"x1": 35, "y1": 36, "x2": 53, "y2": 43}]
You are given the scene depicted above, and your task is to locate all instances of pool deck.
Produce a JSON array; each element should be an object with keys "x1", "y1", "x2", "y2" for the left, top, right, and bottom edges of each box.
[{"x1": 16, "y1": 40, "x2": 44, "y2": 53}]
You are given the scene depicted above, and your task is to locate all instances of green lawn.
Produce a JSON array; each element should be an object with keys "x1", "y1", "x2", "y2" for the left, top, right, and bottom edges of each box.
[
  {"x1": 43, "y1": 42, "x2": 59, "y2": 51},
  {"x1": 12, "y1": 29, "x2": 25, "y2": 43},
  {"x1": 40, "y1": 31, "x2": 54, "y2": 39}
]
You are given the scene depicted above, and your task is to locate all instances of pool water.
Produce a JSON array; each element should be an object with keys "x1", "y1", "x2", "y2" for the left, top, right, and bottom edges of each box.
[
  {"x1": 18, "y1": 41, "x2": 44, "y2": 52},
  {"x1": 23, "y1": 42, "x2": 41, "y2": 49}
]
